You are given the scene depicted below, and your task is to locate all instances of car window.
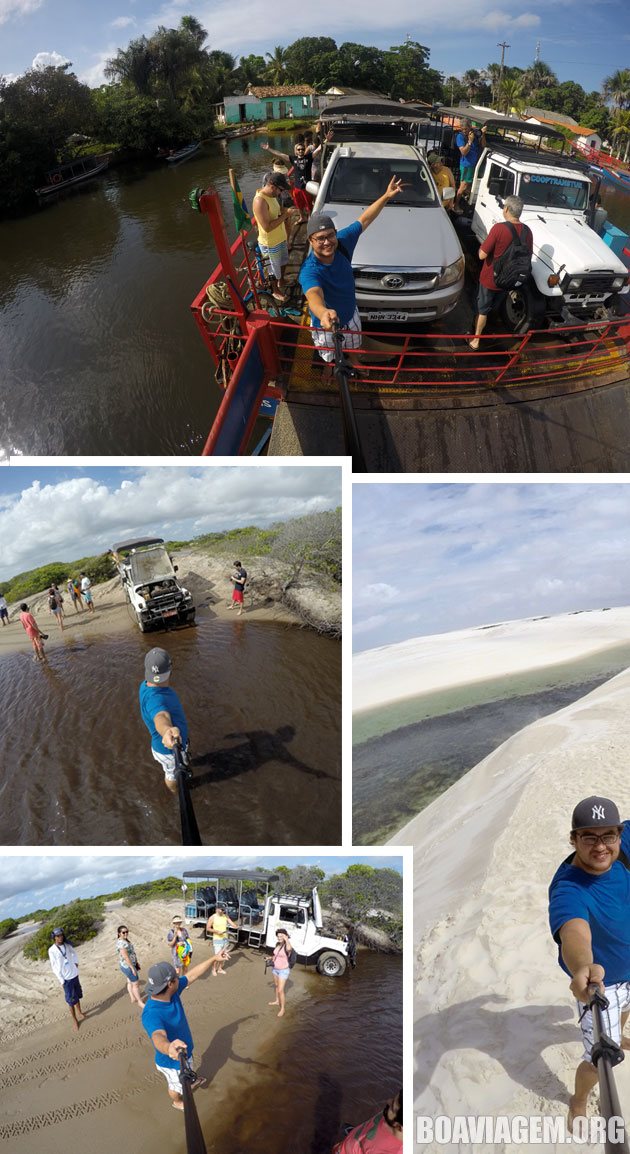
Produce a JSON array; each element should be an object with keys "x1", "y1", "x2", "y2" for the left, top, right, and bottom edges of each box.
[
  {"x1": 488, "y1": 163, "x2": 515, "y2": 198},
  {"x1": 519, "y1": 173, "x2": 589, "y2": 209},
  {"x1": 327, "y1": 158, "x2": 436, "y2": 205}
]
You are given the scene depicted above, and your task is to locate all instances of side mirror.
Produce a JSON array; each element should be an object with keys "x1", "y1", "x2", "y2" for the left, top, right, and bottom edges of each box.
[
  {"x1": 305, "y1": 180, "x2": 319, "y2": 197},
  {"x1": 442, "y1": 187, "x2": 455, "y2": 201}
]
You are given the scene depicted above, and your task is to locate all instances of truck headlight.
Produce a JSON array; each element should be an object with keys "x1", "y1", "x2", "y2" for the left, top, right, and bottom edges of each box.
[
  {"x1": 439, "y1": 256, "x2": 465, "y2": 288},
  {"x1": 612, "y1": 276, "x2": 625, "y2": 290},
  {"x1": 567, "y1": 277, "x2": 583, "y2": 290}
]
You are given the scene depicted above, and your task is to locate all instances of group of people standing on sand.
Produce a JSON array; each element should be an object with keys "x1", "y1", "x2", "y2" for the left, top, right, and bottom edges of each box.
[
  {"x1": 47, "y1": 915, "x2": 298, "y2": 1114},
  {"x1": 14, "y1": 573, "x2": 95, "y2": 659}
]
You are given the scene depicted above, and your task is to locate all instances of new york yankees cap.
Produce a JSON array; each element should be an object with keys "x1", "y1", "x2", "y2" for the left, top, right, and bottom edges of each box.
[
  {"x1": 144, "y1": 647, "x2": 172, "y2": 683},
  {"x1": 571, "y1": 796, "x2": 621, "y2": 831}
]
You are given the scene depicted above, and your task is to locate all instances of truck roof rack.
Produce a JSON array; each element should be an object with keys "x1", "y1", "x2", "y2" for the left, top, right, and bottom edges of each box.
[{"x1": 485, "y1": 143, "x2": 591, "y2": 175}]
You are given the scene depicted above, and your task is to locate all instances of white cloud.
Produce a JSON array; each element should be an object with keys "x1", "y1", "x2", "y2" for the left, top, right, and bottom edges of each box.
[
  {"x1": 110, "y1": 16, "x2": 136, "y2": 29},
  {"x1": 32, "y1": 50, "x2": 71, "y2": 69},
  {"x1": 0, "y1": 466, "x2": 340, "y2": 581},
  {"x1": 0, "y1": 0, "x2": 43, "y2": 28}
]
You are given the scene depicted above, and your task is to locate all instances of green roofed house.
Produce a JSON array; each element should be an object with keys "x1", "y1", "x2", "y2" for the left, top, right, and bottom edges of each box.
[{"x1": 223, "y1": 86, "x2": 316, "y2": 125}]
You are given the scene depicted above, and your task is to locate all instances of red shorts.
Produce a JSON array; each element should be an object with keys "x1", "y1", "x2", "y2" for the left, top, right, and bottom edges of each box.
[
  {"x1": 291, "y1": 188, "x2": 312, "y2": 215},
  {"x1": 232, "y1": 589, "x2": 244, "y2": 603}
]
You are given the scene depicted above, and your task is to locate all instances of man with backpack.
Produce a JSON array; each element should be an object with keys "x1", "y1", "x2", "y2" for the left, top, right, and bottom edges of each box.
[
  {"x1": 548, "y1": 796, "x2": 630, "y2": 1132},
  {"x1": 299, "y1": 176, "x2": 404, "y2": 364},
  {"x1": 468, "y1": 194, "x2": 533, "y2": 350}
]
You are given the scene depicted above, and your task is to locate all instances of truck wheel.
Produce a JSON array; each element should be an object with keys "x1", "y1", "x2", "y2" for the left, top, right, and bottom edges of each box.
[
  {"x1": 316, "y1": 951, "x2": 346, "y2": 977},
  {"x1": 501, "y1": 284, "x2": 545, "y2": 333}
]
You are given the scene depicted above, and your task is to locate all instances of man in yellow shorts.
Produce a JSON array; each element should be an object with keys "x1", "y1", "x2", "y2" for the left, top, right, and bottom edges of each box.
[
  {"x1": 252, "y1": 171, "x2": 292, "y2": 302},
  {"x1": 205, "y1": 903, "x2": 239, "y2": 975}
]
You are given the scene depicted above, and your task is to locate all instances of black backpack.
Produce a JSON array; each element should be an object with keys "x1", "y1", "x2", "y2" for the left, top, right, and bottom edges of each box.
[
  {"x1": 287, "y1": 947, "x2": 297, "y2": 969},
  {"x1": 492, "y1": 222, "x2": 532, "y2": 290}
]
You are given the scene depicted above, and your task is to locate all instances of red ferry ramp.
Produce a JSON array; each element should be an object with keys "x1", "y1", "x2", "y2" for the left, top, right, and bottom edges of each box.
[{"x1": 266, "y1": 320, "x2": 630, "y2": 471}]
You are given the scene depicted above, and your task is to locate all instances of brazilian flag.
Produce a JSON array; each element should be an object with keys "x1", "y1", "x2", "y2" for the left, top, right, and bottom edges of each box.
[{"x1": 229, "y1": 168, "x2": 251, "y2": 231}]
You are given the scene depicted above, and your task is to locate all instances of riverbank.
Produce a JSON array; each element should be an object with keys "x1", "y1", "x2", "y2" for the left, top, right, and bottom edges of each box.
[
  {"x1": 1, "y1": 897, "x2": 310, "y2": 1151},
  {"x1": 389, "y1": 669, "x2": 630, "y2": 1152},
  {"x1": 353, "y1": 607, "x2": 630, "y2": 715},
  {"x1": 0, "y1": 546, "x2": 341, "y2": 661}
]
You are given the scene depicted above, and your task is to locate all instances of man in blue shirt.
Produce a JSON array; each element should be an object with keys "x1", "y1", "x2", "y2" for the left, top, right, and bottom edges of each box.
[
  {"x1": 454, "y1": 117, "x2": 486, "y2": 211},
  {"x1": 139, "y1": 647, "x2": 189, "y2": 793},
  {"x1": 298, "y1": 176, "x2": 404, "y2": 364},
  {"x1": 141, "y1": 957, "x2": 215, "y2": 1110},
  {"x1": 548, "y1": 795, "x2": 630, "y2": 1131}
]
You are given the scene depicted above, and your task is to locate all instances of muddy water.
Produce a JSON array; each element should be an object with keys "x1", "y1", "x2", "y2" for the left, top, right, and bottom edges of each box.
[
  {"x1": 0, "y1": 615, "x2": 340, "y2": 845},
  {"x1": 200, "y1": 950, "x2": 402, "y2": 1154}
]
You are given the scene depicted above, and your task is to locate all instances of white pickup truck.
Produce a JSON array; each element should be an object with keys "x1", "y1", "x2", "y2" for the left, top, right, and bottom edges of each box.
[{"x1": 467, "y1": 142, "x2": 630, "y2": 329}]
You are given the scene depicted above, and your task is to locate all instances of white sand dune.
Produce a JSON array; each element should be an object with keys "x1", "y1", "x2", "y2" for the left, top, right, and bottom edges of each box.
[
  {"x1": 389, "y1": 666, "x2": 630, "y2": 1153},
  {"x1": 354, "y1": 607, "x2": 630, "y2": 714}
]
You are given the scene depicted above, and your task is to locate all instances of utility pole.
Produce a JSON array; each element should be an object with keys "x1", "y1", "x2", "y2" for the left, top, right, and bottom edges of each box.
[{"x1": 497, "y1": 40, "x2": 510, "y2": 111}]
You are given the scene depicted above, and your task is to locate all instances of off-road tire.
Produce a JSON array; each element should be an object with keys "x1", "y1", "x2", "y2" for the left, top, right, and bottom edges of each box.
[{"x1": 316, "y1": 951, "x2": 347, "y2": 977}]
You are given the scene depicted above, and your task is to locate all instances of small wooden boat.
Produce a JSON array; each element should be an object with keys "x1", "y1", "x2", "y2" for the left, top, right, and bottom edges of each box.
[
  {"x1": 165, "y1": 142, "x2": 201, "y2": 164},
  {"x1": 35, "y1": 155, "x2": 110, "y2": 197}
]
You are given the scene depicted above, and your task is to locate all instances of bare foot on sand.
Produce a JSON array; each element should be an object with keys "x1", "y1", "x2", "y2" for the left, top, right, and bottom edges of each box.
[
  {"x1": 268, "y1": 1000, "x2": 279, "y2": 1006},
  {"x1": 72, "y1": 1020, "x2": 79, "y2": 1032},
  {"x1": 172, "y1": 1101, "x2": 184, "y2": 1111},
  {"x1": 568, "y1": 1097, "x2": 588, "y2": 1132},
  {"x1": 277, "y1": 1008, "x2": 285, "y2": 1017}
]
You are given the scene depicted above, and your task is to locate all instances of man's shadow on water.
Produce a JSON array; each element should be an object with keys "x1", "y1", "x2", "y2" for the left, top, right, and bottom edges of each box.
[
  {"x1": 196, "y1": 1013, "x2": 271, "y2": 1083},
  {"x1": 308, "y1": 1071, "x2": 344, "y2": 1154},
  {"x1": 189, "y1": 725, "x2": 336, "y2": 790},
  {"x1": 415, "y1": 993, "x2": 577, "y2": 1107}
]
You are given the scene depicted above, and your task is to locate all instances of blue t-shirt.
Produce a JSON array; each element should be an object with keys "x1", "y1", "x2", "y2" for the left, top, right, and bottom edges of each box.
[
  {"x1": 548, "y1": 820, "x2": 630, "y2": 984},
  {"x1": 139, "y1": 682, "x2": 189, "y2": 755},
  {"x1": 456, "y1": 130, "x2": 479, "y2": 170},
  {"x1": 299, "y1": 221, "x2": 363, "y2": 328},
  {"x1": 142, "y1": 976, "x2": 193, "y2": 1068}
]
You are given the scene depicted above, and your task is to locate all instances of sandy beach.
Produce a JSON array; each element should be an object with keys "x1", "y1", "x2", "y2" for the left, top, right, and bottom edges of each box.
[
  {"x1": 353, "y1": 607, "x2": 630, "y2": 714},
  {"x1": 1, "y1": 897, "x2": 310, "y2": 1153},
  {"x1": 0, "y1": 547, "x2": 341, "y2": 661},
  {"x1": 389, "y1": 657, "x2": 630, "y2": 1152}
]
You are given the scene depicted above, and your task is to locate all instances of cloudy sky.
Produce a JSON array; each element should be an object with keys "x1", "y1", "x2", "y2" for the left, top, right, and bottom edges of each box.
[
  {"x1": 353, "y1": 482, "x2": 630, "y2": 652},
  {"x1": 0, "y1": 852, "x2": 403, "y2": 920},
  {"x1": 1, "y1": 0, "x2": 627, "y2": 90},
  {"x1": 0, "y1": 464, "x2": 340, "y2": 582}
]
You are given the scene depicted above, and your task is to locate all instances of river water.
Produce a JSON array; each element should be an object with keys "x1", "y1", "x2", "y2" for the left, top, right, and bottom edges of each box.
[
  {"x1": 1, "y1": 138, "x2": 628, "y2": 459},
  {"x1": 0, "y1": 135, "x2": 286, "y2": 458},
  {"x1": 0, "y1": 614, "x2": 341, "y2": 845},
  {"x1": 200, "y1": 949, "x2": 402, "y2": 1154},
  {"x1": 353, "y1": 641, "x2": 630, "y2": 844}
]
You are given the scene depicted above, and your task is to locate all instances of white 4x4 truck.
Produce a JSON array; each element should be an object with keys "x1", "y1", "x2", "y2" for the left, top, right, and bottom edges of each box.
[
  {"x1": 184, "y1": 869, "x2": 356, "y2": 976},
  {"x1": 113, "y1": 536, "x2": 195, "y2": 632},
  {"x1": 467, "y1": 131, "x2": 630, "y2": 329}
]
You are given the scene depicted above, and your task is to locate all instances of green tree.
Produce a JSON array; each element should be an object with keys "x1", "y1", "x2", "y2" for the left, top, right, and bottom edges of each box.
[
  {"x1": 236, "y1": 54, "x2": 266, "y2": 88},
  {"x1": 0, "y1": 918, "x2": 18, "y2": 939},
  {"x1": 283, "y1": 38, "x2": 338, "y2": 86},
  {"x1": 264, "y1": 46, "x2": 289, "y2": 85},
  {"x1": 322, "y1": 866, "x2": 403, "y2": 922},
  {"x1": 24, "y1": 899, "x2": 104, "y2": 961},
  {"x1": 330, "y1": 43, "x2": 389, "y2": 93},
  {"x1": 104, "y1": 36, "x2": 155, "y2": 94},
  {"x1": 602, "y1": 68, "x2": 630, "y2": 111},
  {"x1": 499, "y1": 77, "x2": 525, "y2": 116},
  {"x1": 611, "y1": 109, "x2": 630, "y2": 161},
  {"x1": 521, "y1": 59, "x2": 558, "y2": 99},
  {"x1": 384, "y1": 41, "x2": 443, "y2": 103}
]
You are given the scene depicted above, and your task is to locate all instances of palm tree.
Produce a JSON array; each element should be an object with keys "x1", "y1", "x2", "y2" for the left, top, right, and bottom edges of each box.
[
  {"x1": 485, "y1": 63, "x2": 502, "y2": 106},
  {"x1": 611, "y1": 109, "x2": 630, "y2": 161},
  {"x1": 602, "y1": 68, "x2": 630, "y2": 110},
  {"x1": 179, "y1": 15, "x2": 208, "y2": 49},
  {"x1": 522, "y1": 60, "x2": 557, "y2": 99},
  {"x1": 462, "y1": 69, "x2": 482, "y2": 102},
  {"x1": 104, "y1": 37, "x2": 155, "y2": 95},
  {"x1": 264, "y1": 47, "x2": 288, "y2": 86},
  {"x1": 499, "y1": 78, "x2": 525, "y2": 117}
]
